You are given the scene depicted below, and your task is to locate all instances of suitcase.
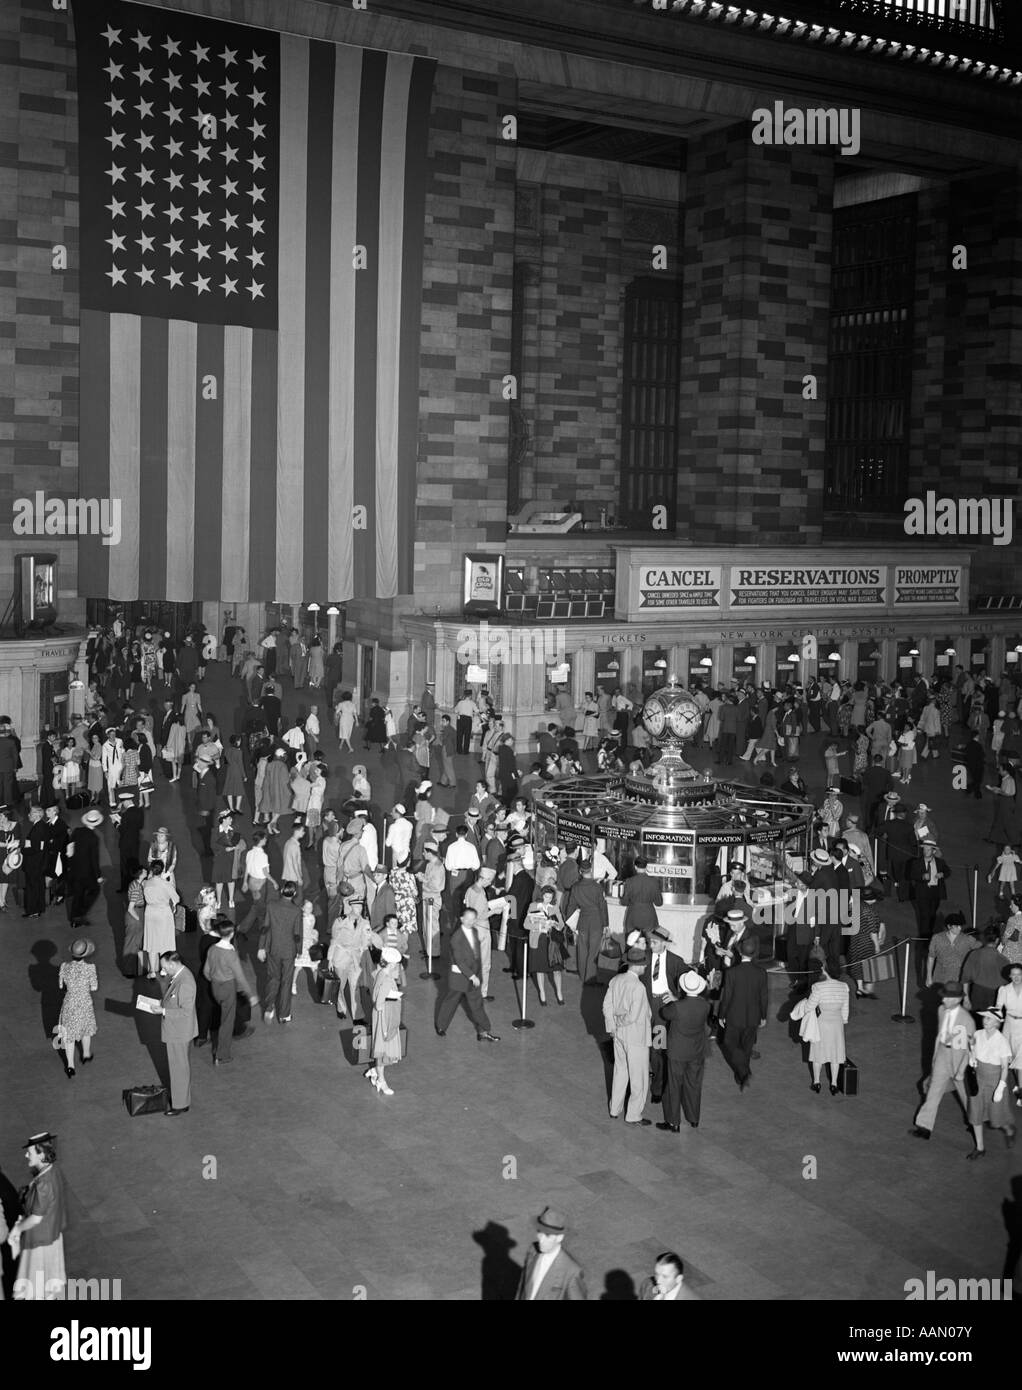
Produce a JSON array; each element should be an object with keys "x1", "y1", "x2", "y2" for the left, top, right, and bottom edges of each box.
[
  {"x1": 860, "y1": 951, "x2": 895, "y2": 985},
  {"x1": 317, "y1": 969, "x2": 341, "y2": 1007},
  {"x1": 123, "y1": 1084, "x2": 168, "y2": 1116},
  {"x1": 596, "y1": 943, "x2": 623, "y2": 982},
  {"x1": 837, "y1": 1058, "x2": 859, "y2": 1096},
  {"x1": 839, "y1": 775, "x2": 862, "y2": 796},
  {"x1": 65, "y1": 792, "x2": 90, "y2": 811}
]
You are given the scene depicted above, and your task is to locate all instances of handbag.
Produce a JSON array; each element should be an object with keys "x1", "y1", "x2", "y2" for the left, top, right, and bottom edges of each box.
[
  {"x1": 123, "y1": 1084, "x2": 169, "y2": 1117},
  {"x1": 173, "y1": 902, "x2": 188, "y2": 933}
]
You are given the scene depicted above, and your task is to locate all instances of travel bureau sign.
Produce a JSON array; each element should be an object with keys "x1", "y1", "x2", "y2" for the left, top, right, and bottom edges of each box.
[{"x1": 617, "y1": 550, "x2": 965, "y2": 621}]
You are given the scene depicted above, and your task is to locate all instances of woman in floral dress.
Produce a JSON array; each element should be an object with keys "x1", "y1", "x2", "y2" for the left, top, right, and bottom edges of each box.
[
  {"x1": 390, "y1": 857, "x2": 419, "y2": 938},
  {"x1": 56, "y1": 937, "x2": 98, "y2": 1076}
]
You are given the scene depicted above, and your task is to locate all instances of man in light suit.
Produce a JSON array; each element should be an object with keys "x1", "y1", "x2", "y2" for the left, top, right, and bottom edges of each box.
[
  {"x1": 909, "y1": 982, "x2": 975, "y2": 1139},
  {"x1": 158, "y1": 950, "x2": 197, "y2": 1116},
  {"x1": 638, "y1": 1251, "x2": 702, "y2": 1301},
  {"x1": 602, "y1": 947, "x2": 652, "y2": 1124},
  {"x1": 515, "y1": 1206, "x2": 587, "y2": 1301}
]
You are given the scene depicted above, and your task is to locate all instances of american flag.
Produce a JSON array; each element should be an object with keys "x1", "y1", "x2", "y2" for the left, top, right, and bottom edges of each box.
[{"x1": 73, "y1": 0, "x2": 435, "y2": 603}]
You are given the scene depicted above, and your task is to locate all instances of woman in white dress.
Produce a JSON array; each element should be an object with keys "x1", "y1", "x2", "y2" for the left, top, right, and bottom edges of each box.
[
  {"x1": 142, "y1": 863, "x2": 179, "y2": 977},
  {"x1": 966, "y1": 1006, "x2": 1016, "y2": 1158},
  {"x1": 334, "y1": 693, "x2": 358, "y2": 752},
  {"x1": 806, "y1": 962, "x2": 850, "y2": 1095},
  {"x1": 581, "y1": 694, "x2": 600, "y2": 751},
  {"x1": 995, "y1": 962, "x2": 1022, "y2": 1103}
]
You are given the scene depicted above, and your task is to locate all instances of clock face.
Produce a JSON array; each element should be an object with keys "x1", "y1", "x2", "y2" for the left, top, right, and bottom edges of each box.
[
  {"x1": 643, "y1": 697, "x2": 666, "y2": 737},
  {"x1": 666, "y1": 700, "x2": 702, "y2": 740}
]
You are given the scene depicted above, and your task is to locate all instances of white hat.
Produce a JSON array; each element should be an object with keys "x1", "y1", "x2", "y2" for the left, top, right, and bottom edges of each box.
[
  {"x1": 811, "y1": 848, "x2": 831, "y2": 865},
  {"x1": 680, "y1": 971, "x2": 707, "y2": 996},
  {"x1": 725, "y1": 909, "x2": 746, "y2": 922},
  {"x1": 416, "y1": 781, "x2": 432, "y2": 794},
  {"x1": 916, "y1": 803, "x2": 931, "y2": 812},
  {"x1": 392, "y1": 804, "x2": 405, "y2": 815},
  {"x1": 381, "y1": 946, "x2": 402, "y2": 964}
]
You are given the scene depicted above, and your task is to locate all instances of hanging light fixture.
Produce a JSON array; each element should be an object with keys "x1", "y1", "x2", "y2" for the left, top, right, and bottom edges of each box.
[
  {"x1": 699, "y1": 656, "x2": 713, "y2": 667},
  {"x1": 326, "y1": 605, "x2": 340, "y2": 616},
  {"x1": 654, "y1": 658, "x2": 667, "y2": 669},
  {"x1": 908, "y1": 647, "x2": 919, "y2": 657},
  {"x1": 744, "y1": 653, "x2": 757, "y2": 665}
]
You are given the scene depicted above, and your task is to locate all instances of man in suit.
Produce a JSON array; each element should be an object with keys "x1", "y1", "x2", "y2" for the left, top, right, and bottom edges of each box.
[
  {"x1": 602, "y1": 947, "x2": 652, "y2": 1124},
  {"x1": 860, "y1": 754, "x2": 894, "y2": 833},
  {"x1": 515, "y1": 1206, "x2": 587, "y2": 1301},
  {"x1": 42, "y1": 804, "x2": 70, "y2": 904},
  {"x1": 719, "y1": 937, "x2": 768, "y2": 1091},
  {"x1": 111, "y1": 791, "x2": 145, "y2": 893},
  {"x1": 256, "y1": 882, "x2": 302, "y2": 1025},
  {"x1": 65, "y1": 811, "x2": 103, "y2": 929},
  {"x1": 158, "y1": 950, "x2": 197, "y2": 1115},
  {"x1": 562, "y1": 862, "x2": 609, "y2": 986},
  {"x1": 644, "y1": 927, "x2": 688, "y2": 1102},
  {"x1": 960, "y1": 730, "x2": 985, "y2": 800},
  {"x1": 620, "y1": 857, "x2": 663, "y2": 936},
  {"x1": 434, "y1": 907, "x2": 500, "y2": 1041},
  {"x1": 880, "y1": 804, "x2": 917, "y2": 901},
  {"x1": 909, "y1": 983, "x2": 976, "y2": 1139},
  {"x1": 657, "y1": 971, "x2": 711, "y2": 1132},
  {"x1": 908, "y1": 839, "x2": 952, "y2": 941},
  {"x1": 638, "y1": 1251, "x2": 701, "y2": 1301}
]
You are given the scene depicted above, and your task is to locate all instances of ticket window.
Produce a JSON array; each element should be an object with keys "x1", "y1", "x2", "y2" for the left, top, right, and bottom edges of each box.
[
  {"x1": 689, "y1": 647, "x2": 714, "y2": 691},
  {"x1": 546, "y1": 654, "x2": 573, "y2": 711},
  {"x1": 896, "y1": 640, "x2": 918, "y2": 680},
  {"x1": 774, "y1": 646, "x2": 799, "y2": 691},
  {"x1": 934, "y1": 638, "x2": 956, "y2": 679},
  {"x1": 732, "y1": 648, "x2": 757, "y2": 687},
  {"x1": 969, "y1": 638, "x2": 989, "y2": 675},
  {"x1": 818, "y1": 648, "x2": 840, "y2": 682},
  {"x1": 857, "y1": 642, "x2": 881, "y2": 685},
  {"x1": 641, "y1": 649, "x2": 669, "y2": 697},
  {"x1": 595, "y1": 651, "x2": 621, "y2": 695}
]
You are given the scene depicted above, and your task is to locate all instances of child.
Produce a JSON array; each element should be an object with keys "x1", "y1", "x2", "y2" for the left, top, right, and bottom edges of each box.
[
  {"x1": 292, "y1": 899, "x2": 321, "y2": 1000},
  {"x1": 823, "y1": 742, "x2": 846, "y2": 789},
  {"x1": 987, "y1": 845, "x2": 1021, "y2": 904},
  {"x1": 351, "y1": 764, "x2": 372, "y2": 801}
]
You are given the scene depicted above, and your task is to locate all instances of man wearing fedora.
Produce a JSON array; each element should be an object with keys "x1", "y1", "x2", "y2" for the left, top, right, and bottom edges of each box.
[
  {"x1": 860, "y1": 754, "x2": 894, "y2": 833},
  {"x1": 157, "y1": 950, "x2": 197, "y2": 1115},
  {"x1": 909, "y1": 839, "x2": 952, "y2": 942},
  {"x1": 515, "y1": 1207, "x2": 587, "y2": 1301},
  {"x1": 719, "y1": 937, "x2": 768, "y2": 1091},
  {"x1": 620, "y1": 857, "x2": 663, "y2": 938},
  {"x1": 65, "y1": 810, "x2": 104, "y2": 930},
  {"x1": 603, "y1": 946, "x2": 653, "y2": 1124},
  {"x1": 22, "y1": 805, "x2": 47, "y2": 918},
  {"x1": 909, "y1": 983, "x2": 975, "y2": 1140},
  {"x1": 658, "y1": 971, "x2": 712, "y2": 1132},
  {"x1": 644, "y1": 927, "x2": 688, "y2": 1102},
  {"x1": 880, "y1": 802, "x2": 916, "y2": 901}
]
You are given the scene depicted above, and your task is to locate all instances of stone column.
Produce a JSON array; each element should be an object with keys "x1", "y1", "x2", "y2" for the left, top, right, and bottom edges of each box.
[{"x1": 678, "y1": 127, "x2": 834, "y2": 546}]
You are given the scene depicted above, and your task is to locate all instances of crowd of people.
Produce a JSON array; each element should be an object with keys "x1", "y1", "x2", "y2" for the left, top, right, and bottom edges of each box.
[{"x1": 3, "y1": 616, "x2": 1022, "y2": 1297}]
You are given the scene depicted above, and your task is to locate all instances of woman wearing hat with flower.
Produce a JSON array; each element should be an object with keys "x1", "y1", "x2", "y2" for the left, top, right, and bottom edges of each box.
[
  {"x1": 366, "y1": 946, "x2": 405, "y2": 1096},
  {"x1": 966, "y1": 1006, "x2": 1017, "y2": 1158},
  {"x1": 0, "y1": 806, "x2": 23, "y2": 914},
  {"x1": 55, "y1": 937, "x2": 98, "y2": 1077}
]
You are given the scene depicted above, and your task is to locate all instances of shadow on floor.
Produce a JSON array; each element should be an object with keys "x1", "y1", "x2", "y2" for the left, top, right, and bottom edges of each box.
[{"x1": 472, "y1": 1220, "x2": 521, "y2": 1301}]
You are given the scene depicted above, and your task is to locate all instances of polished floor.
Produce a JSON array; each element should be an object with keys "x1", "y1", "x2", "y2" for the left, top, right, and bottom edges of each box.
[{"x1": 0, "y1": 668, "x2": 1017, "y2": 1300}]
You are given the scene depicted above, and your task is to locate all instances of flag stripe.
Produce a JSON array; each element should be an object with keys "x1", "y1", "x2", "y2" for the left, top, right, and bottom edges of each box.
[
  {"x1": 193, "y1": 322, "x2": 225, "y2": 599},
  {"x1": 221, "y1": 326, "x2": 252, "y2": 602},
  {"x1": 165, "y1": 319, "x2": 197, "y2": 601},
  {"x1": 276, "y1": 35, "x2": 309, "y2": 604},
  {"x1": 397, "y1": 59, "x2": 435, "y2": 596},
  {"x1": 374, "y1": 56, "x2": 412, "y2": 599},
  {"x1": 78, "y1": 308, "x2": 111, "y2": 599},
  {"x1": 249, "y1": 326, "x2": 278, "y2": 602},
  {"x1": 302, "y1": 40, "x2": 335, "y2": 605},
  {"x1": 352, "y1": 49, "x2": 385, "y2": 601},
  {"x1": 109, "y1": 313, "x2": 141, "y2": 600},
  {"x1": 327, "y1": 46, "x2": 361, "y2": 605},
  {"x1": 138, "y1": 316, "x2": 169, "y2": 601}
]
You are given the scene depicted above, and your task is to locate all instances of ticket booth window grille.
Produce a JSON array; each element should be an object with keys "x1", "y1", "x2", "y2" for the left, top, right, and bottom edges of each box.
[
  {"x1": 896, "y1": 639, "x2": 918, "y2": 678},
  {"x1": 545, "y1": 654, "x2": 572, "y2": 711},
  {"x1": 641, "y1": 649, "x2": 669, "y2": 697},
  {"x1": 970, "y1": 638, "x2": 989, "y2": 672},
  {"x1": 857, "y1": 641, "x2": 881, "y2": 683},
  {"x1": 689, "y1": 647, "x2": 713, "y2": 689},
  {"x1": 40, "y1": 670, "x2": 70, "y2": 736},
  {"x1": 733, "y1": 648, "x2": 757, "y2": 685},
  {"x1": 774, "y1": 646, "x2": 800, "y2": 690},
  {"x1": 595, "y1": 651, "x2": 621, "y2": 695}
]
